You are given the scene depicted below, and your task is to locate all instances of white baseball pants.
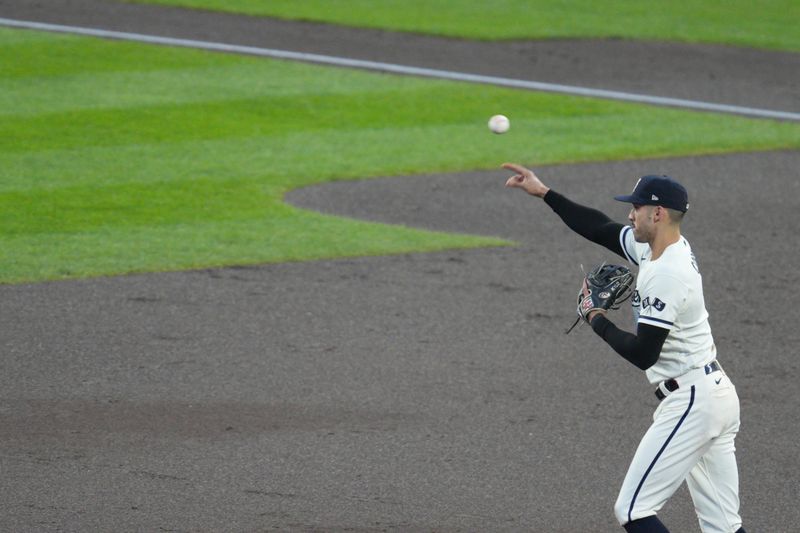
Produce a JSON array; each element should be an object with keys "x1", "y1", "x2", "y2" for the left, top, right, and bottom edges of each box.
[{"x1": 615, "y1": 366, "x2": 743, "y2": 533}]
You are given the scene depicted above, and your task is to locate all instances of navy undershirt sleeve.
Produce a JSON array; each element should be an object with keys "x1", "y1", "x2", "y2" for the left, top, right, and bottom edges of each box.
[
  {"x1": 590, "y1": 316, "x2": 669, "y2": 370},
  {"x1": 543, "y1": 190, "x2": 626, "y2": 259},
  {"x1": 542, "y1": 190, "x2": 662, "y2": 368}
]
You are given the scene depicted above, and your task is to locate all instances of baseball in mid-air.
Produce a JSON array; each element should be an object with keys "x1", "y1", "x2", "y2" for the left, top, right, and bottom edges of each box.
[{"x1": 488, "y1": 114, "x2": 510, "y2": 134}]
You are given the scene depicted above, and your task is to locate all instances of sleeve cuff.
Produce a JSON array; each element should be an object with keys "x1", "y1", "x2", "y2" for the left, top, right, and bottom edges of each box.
[
  {"x1": 543, "y1": 189, "x2": 563, "y2": 210},
  {"x1": 637, "y1": 316, "x2": 675, "y2": 330}
]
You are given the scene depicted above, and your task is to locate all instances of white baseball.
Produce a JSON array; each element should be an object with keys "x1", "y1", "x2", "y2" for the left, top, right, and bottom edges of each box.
[{"x1": 488, "y1": 114, "x2": 510, "y2": 134}]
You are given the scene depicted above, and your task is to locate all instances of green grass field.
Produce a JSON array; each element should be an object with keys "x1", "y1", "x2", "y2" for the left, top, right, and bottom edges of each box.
[
  {"x1": 127, "y1": 0, "x2": 800, "y2": 51},
  {"x1": 2, "y1": 27, "x2": 800, "y2": 283}
]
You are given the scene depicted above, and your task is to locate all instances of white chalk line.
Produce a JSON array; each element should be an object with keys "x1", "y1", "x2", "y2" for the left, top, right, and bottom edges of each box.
[{"x1": 2, "y1": 17, "x2": 799, "y2": 122}]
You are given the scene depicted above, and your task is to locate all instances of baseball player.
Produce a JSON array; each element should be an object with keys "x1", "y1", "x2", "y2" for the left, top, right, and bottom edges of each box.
[{"x1": 502, "y1": 163, "x2": 746, "y2": 533}]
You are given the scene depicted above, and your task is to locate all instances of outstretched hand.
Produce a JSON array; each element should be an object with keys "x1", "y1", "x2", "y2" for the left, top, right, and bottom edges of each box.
[{"x1": 502, "y1": 163, "x2": 550, "y2": 198}]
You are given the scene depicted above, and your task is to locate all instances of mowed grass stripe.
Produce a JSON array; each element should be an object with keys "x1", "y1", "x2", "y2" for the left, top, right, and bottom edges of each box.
[
  {"x1": 0, "y1": 63, "x2": 410, "y2": 117},
  {"x1": 5, "y1": 84, "x2": 710, "y2": 153},
  {"x1": 3, "y1": 213, "x2": 489, "y2": 282},
  {"x1": 4, "y1": 114, "x2": 800, "y2": 194},
  {"x1": 129, "y1": 0, "x2": 800, "y2": 52},
  {"x1": 0, "y1": 27, "x2": 238, "y2": 77},
  {"x1": 2, "y1": 29, "x2": 800, "y2": 283},
  {"x1": 4, "y1": 87, "x2": 541, "y2": 152},
  {"x1": 2, "y1": 177, "x2": 281, "y2": 236}
]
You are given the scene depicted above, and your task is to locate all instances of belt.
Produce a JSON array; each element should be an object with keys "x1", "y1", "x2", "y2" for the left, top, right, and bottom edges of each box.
[{"x1": 655, "y1": 361, "x2": 721, "y2": 401}]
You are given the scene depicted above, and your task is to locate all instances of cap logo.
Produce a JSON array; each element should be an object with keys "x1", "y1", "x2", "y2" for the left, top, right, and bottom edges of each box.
[
  {"x1": 651, "y1": 194, "x2": 659, "y2": 201},
  {"x1": 631, "y1": 178, "x2": 641, "y2": 193}
]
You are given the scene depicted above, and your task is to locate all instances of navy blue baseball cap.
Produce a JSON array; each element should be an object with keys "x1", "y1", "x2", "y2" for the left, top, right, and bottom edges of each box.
[{"x1": 614, "y1": 175, "x2": 689, "y2": 212}]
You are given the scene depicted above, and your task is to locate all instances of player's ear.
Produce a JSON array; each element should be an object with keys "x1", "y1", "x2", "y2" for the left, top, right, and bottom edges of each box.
[{"x1": 654, "y1": 205, "x2": 664, "y2": 222}]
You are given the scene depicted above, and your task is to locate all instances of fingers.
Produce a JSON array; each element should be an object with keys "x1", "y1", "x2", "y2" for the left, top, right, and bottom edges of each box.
[
  {"x1": 502, "y1": 162, "x2": 548, "y2": 197},
  {"x1": 504, "y1": 175, "x2": 525, "y2": 188},
  {"x1": 502, "y1": 162, "x2": 529, "y2": 188},
  {"x1": 501, "y1": 162, "x2": 528, "y2": 174}
]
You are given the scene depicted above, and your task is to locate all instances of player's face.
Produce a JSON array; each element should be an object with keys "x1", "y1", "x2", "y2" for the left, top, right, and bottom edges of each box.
[{"x1": 629, "y1": 204, "x2": 656, "y2": 242}]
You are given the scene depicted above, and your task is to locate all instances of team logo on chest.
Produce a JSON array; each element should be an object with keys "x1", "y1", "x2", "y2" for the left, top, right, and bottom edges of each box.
[{"x1": 632, "y1": 290, "x2": 641, "y2": 306}]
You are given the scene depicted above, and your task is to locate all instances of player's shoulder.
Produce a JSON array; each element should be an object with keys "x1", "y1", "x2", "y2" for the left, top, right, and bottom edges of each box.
[{"x1": 653, "y1": 237, "x2": 699, "y2": 279}]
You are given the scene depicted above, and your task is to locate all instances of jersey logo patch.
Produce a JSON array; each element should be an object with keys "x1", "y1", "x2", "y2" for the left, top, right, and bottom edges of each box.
[{"x1": 641, "y1": 297, "x2": 667, "y2": 312}]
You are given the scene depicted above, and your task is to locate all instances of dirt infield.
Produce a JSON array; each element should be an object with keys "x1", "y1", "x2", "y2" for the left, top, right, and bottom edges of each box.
[{"x1": 2, "y1": 1, "x2": 799, "y2": 531}]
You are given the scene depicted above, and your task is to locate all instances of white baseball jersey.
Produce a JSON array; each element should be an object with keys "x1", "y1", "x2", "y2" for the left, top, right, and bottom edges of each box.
[{"x1": 618, "y1": 226, "x2": 717, "y2": 384}]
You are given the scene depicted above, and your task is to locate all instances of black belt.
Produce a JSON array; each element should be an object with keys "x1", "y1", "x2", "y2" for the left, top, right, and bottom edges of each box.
[{"x1": 655, "y1": 361, "x2": 721, "y2": 401}]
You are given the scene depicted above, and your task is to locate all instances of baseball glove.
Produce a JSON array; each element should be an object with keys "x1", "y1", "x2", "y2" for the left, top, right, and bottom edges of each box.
[{"x1": 565, "y1": 263, "x2": 634, "y2": 334}]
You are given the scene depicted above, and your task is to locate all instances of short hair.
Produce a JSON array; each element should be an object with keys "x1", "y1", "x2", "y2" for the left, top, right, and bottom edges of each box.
[{"x1": 665, "y1": 207, "x2": 685, "y2": 224}]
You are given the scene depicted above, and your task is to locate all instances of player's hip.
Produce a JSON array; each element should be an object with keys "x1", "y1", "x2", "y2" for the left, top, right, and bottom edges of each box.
[
  {"x1": 654, "y1": 359, "x2": 734, "y2": 399},
  {"x1": 653, "y1": 363, "x2": 740, "y2": 433}
]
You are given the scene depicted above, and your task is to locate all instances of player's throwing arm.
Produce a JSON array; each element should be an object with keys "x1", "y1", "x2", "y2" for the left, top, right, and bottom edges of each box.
[{"x1": 502, "y1": 163, "x2": 747, "y2": 533}]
